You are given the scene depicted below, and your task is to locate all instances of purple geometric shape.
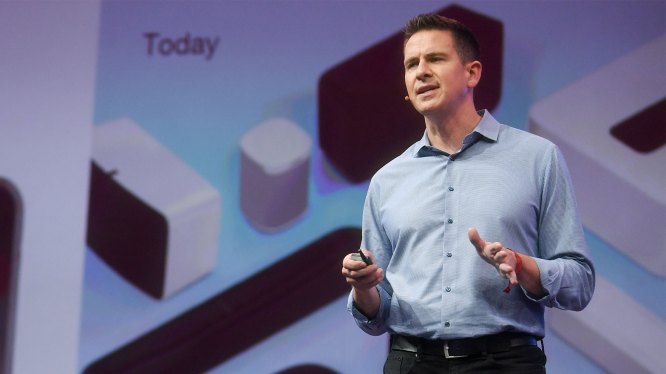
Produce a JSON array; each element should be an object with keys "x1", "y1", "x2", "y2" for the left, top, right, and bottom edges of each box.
[{"x1": 318, "y1": 4, "x2": 503, "y2": 183}]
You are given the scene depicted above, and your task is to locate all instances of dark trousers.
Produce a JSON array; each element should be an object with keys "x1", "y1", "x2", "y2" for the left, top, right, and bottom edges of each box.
[{"x1": 383, "y1": 344, "x2": 547, "y2": 374}]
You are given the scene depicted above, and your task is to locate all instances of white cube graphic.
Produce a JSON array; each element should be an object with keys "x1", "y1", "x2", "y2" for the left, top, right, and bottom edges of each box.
[
  {"x1": 529, "y1": 35, "x2": 666, "y2": 276},
  {"x1": 88, "y1": 118, "x2": 221, "y2": 299},
  {"x1": 240, "y1": 118, "x2": 312, "y2": 232}
]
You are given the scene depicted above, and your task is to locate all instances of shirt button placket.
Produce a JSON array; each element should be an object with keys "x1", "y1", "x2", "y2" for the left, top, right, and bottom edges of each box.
[{"x1": 444, "y1": 183, "x2": 455, "y2": 331}]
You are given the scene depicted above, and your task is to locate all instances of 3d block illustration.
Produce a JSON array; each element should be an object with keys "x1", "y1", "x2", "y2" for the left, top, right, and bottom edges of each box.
[
  {"x1": 549, "y1": 276, "x2": 666, "y2": 374},
  {"x1": 83, "y1": 228, "x2": 362, "y2": 373},
  {"x1": 529, "y1": 35, "x2": 666, "y2": 276},
  {"x1": 240, "y1": 118, "x2": 312, "y2": 232},
  {"x1": 87, "y1": 118, "x2": 221, "y2": 299},
  {"x1": 318, "y1": 4, "x2": 503, "y2": 183},
  {"x1": 0, "y1": 178, "x2": 21, "y2": 374}
]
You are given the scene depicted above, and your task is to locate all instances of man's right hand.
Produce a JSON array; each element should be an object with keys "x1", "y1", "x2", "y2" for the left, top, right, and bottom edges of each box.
[
  {"x1": 342, "y1": 249, "x2": 384, "y2": 318},
  {"x1": 342, "y1": 249, "x2": 384, "y2": 290}
]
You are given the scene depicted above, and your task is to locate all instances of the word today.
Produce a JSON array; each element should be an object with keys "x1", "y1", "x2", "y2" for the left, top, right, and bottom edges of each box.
[{"x1": 144, "y1": 32, "x2": 219, "y2": 60}]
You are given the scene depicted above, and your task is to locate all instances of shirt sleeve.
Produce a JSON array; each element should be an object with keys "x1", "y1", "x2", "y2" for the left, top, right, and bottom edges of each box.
[
  {"x1": 346, "y1": 286, "x2": 391, "y2": 336},
  {"x1": 346, "y1": 178, "x2": 393, "y2": 335},
  {"x1": 528, "y1": 145, "x2": 595, "y2": 310}
]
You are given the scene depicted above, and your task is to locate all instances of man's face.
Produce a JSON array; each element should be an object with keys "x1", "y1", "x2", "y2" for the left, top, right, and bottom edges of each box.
[{"x1": 403, "y1": 29, "x2": 474, "y2": 116}]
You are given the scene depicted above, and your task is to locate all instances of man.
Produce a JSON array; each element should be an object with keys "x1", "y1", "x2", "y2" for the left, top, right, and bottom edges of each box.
[{"x1": 341, "y1": 14, "x2": 595, "y2": 373}]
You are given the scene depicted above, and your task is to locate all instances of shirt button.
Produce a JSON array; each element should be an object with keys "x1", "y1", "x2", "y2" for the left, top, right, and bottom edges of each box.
[
  {"x1": 445, "y1": 321, "x2": 451, "y2": 327},
  {"x1": 448, "y1": 186, "x2": 454, "y2": 191},
  {"x1": 447, "y1": 218, "x2": 453, "y2": 224},
  {"x1": 445, "y1": 287, "x2": 451, "y2": 292},
  {"x1": 447, "y1": 252, "x2": 452, "y2": 257}
]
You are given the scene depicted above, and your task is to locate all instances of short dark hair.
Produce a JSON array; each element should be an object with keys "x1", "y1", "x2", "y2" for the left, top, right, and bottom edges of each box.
[{"x1": 404, "y1": 14, "x2": 480, "y2": 63}]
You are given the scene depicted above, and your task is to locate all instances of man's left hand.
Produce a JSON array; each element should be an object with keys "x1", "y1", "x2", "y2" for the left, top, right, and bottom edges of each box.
[{"x1": 468, "y1": 227, "x2": 519, "y2": 288}]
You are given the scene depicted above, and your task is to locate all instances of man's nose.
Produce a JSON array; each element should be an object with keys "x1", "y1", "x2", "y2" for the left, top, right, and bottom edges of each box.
[{"x1": 415, "y1": 61, "x2": 431, "y2": 79}]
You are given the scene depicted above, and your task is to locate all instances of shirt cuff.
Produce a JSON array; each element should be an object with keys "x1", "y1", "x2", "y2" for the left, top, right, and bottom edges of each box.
[
  {"x1": 346, "y1": 287, "x2": 389, "y2": 335},
  {"x1": 347, "y1": 290, "x2": 380, "y2": 324},
  {"x1": 523, "y1": 257, "x2": 557, "y2": 303}
]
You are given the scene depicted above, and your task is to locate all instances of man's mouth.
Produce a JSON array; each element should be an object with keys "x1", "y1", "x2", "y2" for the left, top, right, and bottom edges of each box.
[{"x1": 416, "y1": 85, "x2": 438, "y2": 95}]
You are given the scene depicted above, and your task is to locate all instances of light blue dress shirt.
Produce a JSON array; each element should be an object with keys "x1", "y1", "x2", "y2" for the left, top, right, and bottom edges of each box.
[{"x1": 348, "y1": 110, "x2": 595, "y2": 340}]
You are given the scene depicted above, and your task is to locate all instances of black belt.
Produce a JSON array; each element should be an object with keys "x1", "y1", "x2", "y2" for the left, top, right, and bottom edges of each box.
[{"x1": 391, "y1": 333, "x2": 539, "y2": 359}]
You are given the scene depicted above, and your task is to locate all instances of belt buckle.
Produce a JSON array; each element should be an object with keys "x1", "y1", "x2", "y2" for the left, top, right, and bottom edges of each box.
[{"x1": 443, "y1": 342, "x2": 468, "y2": 359}]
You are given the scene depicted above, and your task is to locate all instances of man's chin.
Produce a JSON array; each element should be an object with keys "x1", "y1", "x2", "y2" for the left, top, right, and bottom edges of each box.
[{"x1": 414, "y1": 104, "x2": 439, "y2": 116}]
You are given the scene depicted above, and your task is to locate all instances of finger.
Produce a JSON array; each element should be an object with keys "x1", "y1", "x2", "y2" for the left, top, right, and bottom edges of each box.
[
  {"x1": 506, "y1": 267, "x2": 518, "y2": 286},
  {"x1": 348, "y1": 268, "x2": 383, "y2": 289},
  {"x1": 344, "y1": 253, "x2": 369, "y2": 270},
  {"x1": 348, "y1": 264, "x2": 379, "y2": 279},
  {"x1": 355, "y1": 268, "x2": 382, "y2": 284},
  {"x1": 494, "y1": 249, "x2": 509, "y2": 262},
  {"x1": 490, "y1": 242, "x2": 508, "y2": 258},
  {"x1": 498, "y1": 263, "x2": 517, "y2": 284},
  {"x1": 468, "y1": 227, "x2": 486, "y2": 251},
  {"x1": 509, "y1": 271, "x2": 518, "y2": 286}
]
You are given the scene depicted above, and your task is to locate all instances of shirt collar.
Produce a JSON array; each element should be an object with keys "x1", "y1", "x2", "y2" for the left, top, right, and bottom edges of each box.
[{"x1": 414, "y1": 110, "x2": 500, "y2": 157}]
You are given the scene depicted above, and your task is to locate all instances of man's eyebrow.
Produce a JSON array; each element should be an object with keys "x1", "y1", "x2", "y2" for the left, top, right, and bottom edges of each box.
[
  {"x1": 425, "y1": 51, "x2": 449, "y2": 58},
  {"x1": 404, "y1": 56, "x2": 419, "y2": 66},
  {"x1": 404, "y1": 51, "x2": 449, "y2": 65}
]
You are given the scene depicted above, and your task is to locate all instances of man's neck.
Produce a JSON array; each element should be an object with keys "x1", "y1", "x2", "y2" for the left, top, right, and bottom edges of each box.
[{"x1": 424, "y1": 106, "x2": 482, "y2": 154}]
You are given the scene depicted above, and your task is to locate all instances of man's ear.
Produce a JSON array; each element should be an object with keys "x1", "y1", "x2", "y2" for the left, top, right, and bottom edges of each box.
[{"x1": 466, "y1": 60, "x2": 482, "y2": 88}]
